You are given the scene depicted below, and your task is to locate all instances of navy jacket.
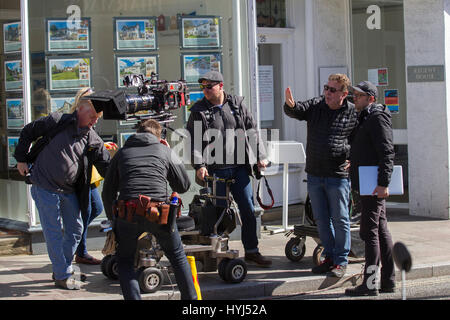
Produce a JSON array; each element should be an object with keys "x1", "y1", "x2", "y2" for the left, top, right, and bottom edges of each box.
[
  {"x1": 102, "y1": 133, "x2": 191, "y2": 220},
  {"x1": 349, "y1": 103, "x2": 395, "y2": 191}
]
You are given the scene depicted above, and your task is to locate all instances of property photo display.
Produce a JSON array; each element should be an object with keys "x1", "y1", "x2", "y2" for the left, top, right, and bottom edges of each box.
[
  {"x1": 181, "y1": 53, "x2": 222, "y2": 86},
  {"x1": 4, "y1": 60, "x2": 23, "y2": 92},
  {"x1": 47, "y1": 56, "x2": 91, "y2": 91},
  {"x1": 116, "y1": 55, "x2": 158, "y2": 88},
  {"x1": 7, "y1": 136, "x2": 19, "y2": 168},
  {"x1": 6, "y1": 98, "x2": 24, "y2": 129},
  {"x1": 46, "y1": 18, "x2": 90, "y2": 53},
  {"x1": 114, "y1": 17, "x2": 157, "y2": 51},
  {"x1": 3, "y1": 21, "x2": 21, "y2": 54},
  {"x1": 120, "y1": 132, "x2": 135, "y2": 147},
  {"x1": 50, "y1": 96, "x2": 75, "y2": 113},
  {"x1": 185, "y1": 91, "x2": 204, "y2": 121},
  {"x1": 179, "y1": 15, "x2": 221, "y2": 50}
]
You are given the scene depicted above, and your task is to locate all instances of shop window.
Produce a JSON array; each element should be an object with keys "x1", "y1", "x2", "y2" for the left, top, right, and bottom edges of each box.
[
  {"x1": 351, "y1": 0, "x2": 406, "y2": 130},
  {"x1": 256, "y1": 0, "x2": 286, "y2": 28},
  {"x1": 0, "y1": 0, "x2": 251, "y2": 224}
]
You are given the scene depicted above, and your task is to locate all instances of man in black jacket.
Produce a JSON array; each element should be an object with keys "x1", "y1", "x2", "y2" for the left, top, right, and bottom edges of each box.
[
  {"x1": 284, "y1": 74, "x2": 357, "y2": 278},
  {"x1": 345, "y1": 81, "x2": 396, "y2": 296},
  {"x1": 14, "y1": 88, "x2": 110, "y2": 290},
  {"x1": 186, "y1": 71, "x2": 271, "y2": 267},
  {"x1": 102, "y1": 119, "x2": 197, "y2": 300}
]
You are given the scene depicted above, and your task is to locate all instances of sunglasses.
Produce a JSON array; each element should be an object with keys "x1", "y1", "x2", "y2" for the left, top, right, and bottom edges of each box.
[
  {"x1": 200, "y1": 82, "x2": 220, "y2": 90},
  {"x1": 323, "y1": 85, "x2": 342, "y2": 93},
  {"x1": 353, "y1": 93, "x2": 369, "y2": 98}
]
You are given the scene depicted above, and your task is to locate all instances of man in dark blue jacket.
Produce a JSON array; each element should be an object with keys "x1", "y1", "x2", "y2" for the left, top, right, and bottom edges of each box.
[
  {"x1": 345, "y1": 81, "x2": 396, "y2": 296},
  {"x1": 284, "y1": 74, "x2": 358, "y2": 278},
  {"x1": 186, "y1": 71, "x2": 271, "y2": 268}
]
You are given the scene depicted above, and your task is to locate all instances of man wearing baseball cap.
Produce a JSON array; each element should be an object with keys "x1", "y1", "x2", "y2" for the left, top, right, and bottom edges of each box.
[
  {"x1": 187, "y1": 71, "x2": 272, "y2": 267},
  {"x1": 345, "y1": 80, "x2": 396, "y2": 296}
]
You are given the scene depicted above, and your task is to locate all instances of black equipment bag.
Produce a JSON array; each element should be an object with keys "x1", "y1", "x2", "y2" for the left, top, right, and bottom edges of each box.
[{"x1": 188, "y1": 195, "x2": 236, "y2": 236}]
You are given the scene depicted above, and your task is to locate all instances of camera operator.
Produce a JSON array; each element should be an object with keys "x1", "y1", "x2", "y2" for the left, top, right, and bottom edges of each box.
[
  {"x1": 14, "y1": 87, "x2": 110, "y2": 290},
  {"x1": 102, "y1": 119, "x2": 197, "y2": 300},
  {"x1": 186, "y1": 71, "x2": 271, "y2": 268}
]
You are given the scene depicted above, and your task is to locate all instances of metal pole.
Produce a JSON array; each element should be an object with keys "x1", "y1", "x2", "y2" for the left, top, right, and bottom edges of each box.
[
  {"x1": 20, "y1": 0, "x2": 36, "y2": 227},
  {"x1": 402, "y1": 270, "x2": 406, "y2": 300},
  {"x1": 232, "y1": 0, "x2": 243, "y2": 96}
]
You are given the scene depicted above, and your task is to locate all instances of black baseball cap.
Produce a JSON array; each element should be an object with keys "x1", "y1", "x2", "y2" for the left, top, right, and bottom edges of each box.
[
  {"x1": 198, "y1": 71, "x2": 224, "y2": 83},
  {"x1": 351, "y1": 81, "x2": 378, "y2": 99}
]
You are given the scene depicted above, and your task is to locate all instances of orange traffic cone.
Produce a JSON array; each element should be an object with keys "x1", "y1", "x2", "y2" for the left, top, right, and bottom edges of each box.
[{"x1": 187, "y1": 256, "x2": 202, "y2": 300}]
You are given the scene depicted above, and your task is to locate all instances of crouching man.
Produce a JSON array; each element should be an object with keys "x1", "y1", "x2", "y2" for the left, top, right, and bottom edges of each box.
[{"x1": 102, "y1": 119, "x2": 197, "y2": 300}]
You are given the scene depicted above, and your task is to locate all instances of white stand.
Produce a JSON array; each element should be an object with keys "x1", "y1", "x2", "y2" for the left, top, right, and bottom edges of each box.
[{"x1": 263, "y1": 141, "x2": 306, "y2": 235}]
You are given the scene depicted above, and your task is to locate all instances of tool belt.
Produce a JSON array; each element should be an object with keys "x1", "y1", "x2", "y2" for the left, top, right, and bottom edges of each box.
[{"x1": 112, "y1": 195, "x2": 170, "y2": 224}]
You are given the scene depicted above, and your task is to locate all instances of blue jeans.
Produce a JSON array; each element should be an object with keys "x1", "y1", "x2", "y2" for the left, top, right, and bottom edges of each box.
[
  {"x1": 31, "y1": 185, "x2": 83, "y2": 280},
  {"x1": 307, "y1": 174, "x2": 351, "y2": 266},
  {"x1": 114, "y1": 215, "x2": 197, "y2": 300},
  {"x1": 76, "y1": 186, "x2": 103, "y2": 257},
  {"x1": 209, "y1": 166, "x2": 258, "y2": 253}
]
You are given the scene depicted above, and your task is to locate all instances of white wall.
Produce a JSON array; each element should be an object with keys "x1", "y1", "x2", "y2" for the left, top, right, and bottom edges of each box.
[{"x1": 404, "y1": 0, "x2": 450, "y2": 219}]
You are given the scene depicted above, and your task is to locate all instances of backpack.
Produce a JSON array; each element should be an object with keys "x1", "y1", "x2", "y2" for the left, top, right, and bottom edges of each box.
[{"x1": 25, "y1": 114, "x2": 74, "y2": 163}]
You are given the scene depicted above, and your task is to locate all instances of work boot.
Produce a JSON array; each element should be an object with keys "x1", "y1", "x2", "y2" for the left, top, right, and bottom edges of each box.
[
  {"x1": 345, "y1": 284, "x2": 379, "y2": 296},
  {"x1": 54, "y1": 276, "x2": 82, "y2": 290},
  {"x1": 380, "y1": 281, "x2": 396, "y2": 293},
  {"x1": 311, "y1": 258, "x2": 333, "y2": 274},
  {"x1": 244, "y1": 252, "x2": 272, "y2": 268},
  {"x1": 327, "y1": 264, "x2": 347, "y2": 278}
]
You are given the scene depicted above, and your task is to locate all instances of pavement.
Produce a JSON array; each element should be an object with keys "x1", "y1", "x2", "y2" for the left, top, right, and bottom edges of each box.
[{"x1": 0, "y1": 207, "x2": 449, "y2": 300}]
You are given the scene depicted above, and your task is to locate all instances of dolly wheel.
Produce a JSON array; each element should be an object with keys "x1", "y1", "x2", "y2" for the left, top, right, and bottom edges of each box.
[
  {"x1": 285, "y1": 237, "x2": 306, "y2": 262},
  {"x1": 139, "y1": 267, "x2": 163, "y2": 293},
  {"x1": 101, "y1": 255, "x2": 112, "y2": 277},
  {"x1": 218, "y1": 258, "x2": 231, "y2": 281},
  {"x1": 104, "y1": 255, "x2": 119, "y2": 280},
  {"x1": 224, "y1": 259, "x2": 247, "y2": 284},
  {"x1": 313, "y1": 245, "x2": 325, "y2": 266}
]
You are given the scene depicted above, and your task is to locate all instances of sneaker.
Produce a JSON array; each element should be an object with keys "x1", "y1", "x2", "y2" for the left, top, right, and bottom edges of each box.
[
  {"x1": 327, "y1": 264, "x2": 347, "y2": 278},
  {"x1": 345, "y1": 284, "x2": 379, "y2": 297},
  {"x1": 244, "y1": 252, "x2": 272, "y2": 268},
  {"x1": 311, "y1": 258, "x2": 333, "y2": 274},
  {"x1": 52, "y1": 271, "x2": 87, "y2": 282},
  {"x1": 54, "y1": 276, "x2": 82, "y2": 290}
]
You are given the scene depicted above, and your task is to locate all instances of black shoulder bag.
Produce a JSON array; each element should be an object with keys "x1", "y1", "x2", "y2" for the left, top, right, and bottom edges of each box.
[{"x1": 25, "y1": 115, "x2": 74, "y2": 163}]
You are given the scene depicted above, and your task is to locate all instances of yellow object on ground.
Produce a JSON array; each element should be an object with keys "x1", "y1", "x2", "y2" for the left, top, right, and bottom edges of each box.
[{"x1": 187, "y1": 256, "x2": 202, "y2": 300}]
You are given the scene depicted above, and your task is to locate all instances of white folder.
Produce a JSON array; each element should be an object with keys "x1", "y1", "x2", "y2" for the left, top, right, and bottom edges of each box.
[{"x1": 358, "y1": 165, "x2": 404, "y2": 196}]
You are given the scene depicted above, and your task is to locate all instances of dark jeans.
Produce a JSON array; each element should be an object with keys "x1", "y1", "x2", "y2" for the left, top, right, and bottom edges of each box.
[
  {"x1": 359, "y1": 196, "x2": 395, "y2": 289},
  {"x1": 114, "y1": 214, "x2": 197, "y2": 300},
  {"x1": 76, "y1": 186, "x2": 103, "y2": 257},
  {"x1": 209, "y1": 166, "x2": 258, "y2": 253}
]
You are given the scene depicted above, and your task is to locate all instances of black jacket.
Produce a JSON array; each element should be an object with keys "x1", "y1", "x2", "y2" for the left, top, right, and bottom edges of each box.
[
  {"x1": 349, "y1": 103, "x2": 395, "y2": 191},
  {"x1": 102, "y1": 133, "x2": 191, "y2": 220},
  {"x1": 283, "y1": 96, "x2": 358, "y2": 178},
  {"x1": 14, "y1": 111, "x2": 110, "y2": 215},
  {"x1": 186, "y1": 93, "x2": 267, "y2": 174}
]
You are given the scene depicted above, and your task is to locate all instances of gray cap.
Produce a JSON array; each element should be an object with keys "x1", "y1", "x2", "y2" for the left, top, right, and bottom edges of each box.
[
  {"x1": 198, "y1": 71, "x2": 224, "y2": 83},
  {"x1": 351, "y1": 81, "x2": 378, "y2": 99}
]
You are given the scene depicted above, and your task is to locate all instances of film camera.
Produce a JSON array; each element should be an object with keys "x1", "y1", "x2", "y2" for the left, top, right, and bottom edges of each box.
[{"x1": 85, "y1": 73, "x2": 190, "y2": 124}]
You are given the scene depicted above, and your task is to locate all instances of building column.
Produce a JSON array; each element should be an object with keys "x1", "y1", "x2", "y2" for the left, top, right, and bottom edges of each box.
[{"x1": 404, "y1": 0, "x2": 450, "y2": 219}]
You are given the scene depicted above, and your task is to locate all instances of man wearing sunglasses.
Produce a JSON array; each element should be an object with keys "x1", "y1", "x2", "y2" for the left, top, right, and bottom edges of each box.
[
  {"x1": 283, "y1": 74, "x2": 358, "y2": 278},
  {"x1": 186, "y1": 71, "x2": 272, "y2": 267}
]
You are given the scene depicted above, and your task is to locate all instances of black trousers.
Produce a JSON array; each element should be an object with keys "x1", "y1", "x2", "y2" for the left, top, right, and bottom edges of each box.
[{"x1": 359, "y1": 196, "x2": 395, "y2": 288}]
